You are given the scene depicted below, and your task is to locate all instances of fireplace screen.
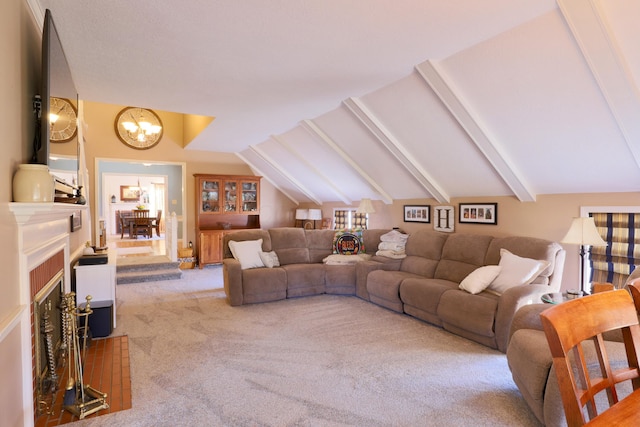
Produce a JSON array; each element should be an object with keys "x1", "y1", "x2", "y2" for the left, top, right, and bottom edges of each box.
[{"x1": 33, "y1": 271, "x2": 64, "y2": 410}]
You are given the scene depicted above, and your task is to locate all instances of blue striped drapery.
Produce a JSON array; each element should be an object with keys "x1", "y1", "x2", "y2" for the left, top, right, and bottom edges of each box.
[{"x1": 590, "y1": 212, "x2": 640, "y2": 288}]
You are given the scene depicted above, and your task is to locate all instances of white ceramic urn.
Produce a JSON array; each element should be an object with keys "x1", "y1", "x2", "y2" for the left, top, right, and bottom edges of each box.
[{"x1": 12, "y1": 164, "x2": 55, "y2": 202}]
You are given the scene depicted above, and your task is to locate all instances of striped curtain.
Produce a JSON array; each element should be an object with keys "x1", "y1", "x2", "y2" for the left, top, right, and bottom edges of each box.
[
  {"x1": 590, "y1": 212, "x2": 640, "y2": 288},
  {"x1": 334, "y1": 210, "x2": 349, "y2": 229},
  {"x1": 333, "y1": 209, "x2": 368, "y2": 230}
]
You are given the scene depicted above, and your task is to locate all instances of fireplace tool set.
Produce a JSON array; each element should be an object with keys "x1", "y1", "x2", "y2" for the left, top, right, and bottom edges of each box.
[{"x1": 61, "y1": 293, "x2": 109, "y2": 419}]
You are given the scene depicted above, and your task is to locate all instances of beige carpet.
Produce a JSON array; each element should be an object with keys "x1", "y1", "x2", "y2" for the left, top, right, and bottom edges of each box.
[{"x1": 73, "y1": 266, "x2": 541, "y2": 427}]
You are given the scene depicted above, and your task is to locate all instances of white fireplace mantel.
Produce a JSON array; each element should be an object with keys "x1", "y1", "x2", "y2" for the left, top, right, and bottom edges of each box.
[{"x1": 5, "y1": 201, "x2": 88, "y2": 427}]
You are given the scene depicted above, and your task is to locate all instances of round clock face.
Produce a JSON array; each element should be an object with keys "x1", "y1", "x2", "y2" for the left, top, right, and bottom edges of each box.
[
  {"x1": 114, "y1": 107, "x2": 163, "y2": 150},
  {"x1": 49, "y1": 97, "x2": 78, "y2": 143}
]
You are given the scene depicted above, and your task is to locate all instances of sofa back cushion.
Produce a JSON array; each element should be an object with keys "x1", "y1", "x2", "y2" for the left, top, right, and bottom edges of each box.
[
  {"x1": 269, "y1": 227, "x2": 310, "y2": 265},
  {"x1": 485, "y1": 236, "x2": 562, "y2": 285},
  {"x1": 363, "y1": 229, "x2": 393, "y2": 254},
  {"x1": 400, "y1": 230, "x2": 449, "y2": 277},
  {"x1": 434, "y1": 234, "x2": 494, "y2": 283},
  {"x1": 223, "y1": 229, "x2": 271, "y2": 259},
  {"x1": 305, "y1": 229, "x2": 335, "y2": 263}
]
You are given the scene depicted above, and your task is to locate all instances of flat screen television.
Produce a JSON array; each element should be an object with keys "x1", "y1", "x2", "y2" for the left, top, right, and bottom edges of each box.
[{"x1": 35, "y1": 8, "x2": 79, "y2": 190}]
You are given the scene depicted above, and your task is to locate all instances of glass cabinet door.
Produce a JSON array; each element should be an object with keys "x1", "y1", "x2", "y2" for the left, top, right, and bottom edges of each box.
[
  {"x1": 201, "y1": 179, "x2": 220, "y2": 213},
  {"x1": 240, "y1": 181, "x2": 259, "y2": 212},
  {"x1": 223, "y1": 180, "x2": 238, "y2": 212}
]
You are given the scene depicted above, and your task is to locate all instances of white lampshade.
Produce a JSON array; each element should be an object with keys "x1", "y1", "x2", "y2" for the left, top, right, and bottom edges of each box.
[
  {"x1": 295, "y1": 209, "x2": 308, "y2": 220},
  {"x1": 356, "y1": 198, "x2": 375, "y2": 214},
  {"x1": 561, "y1": 217, "x2": 607, "y2": 246},
  {"x1": 308, "y1": 209, "x2": 322, "y2": 220}
]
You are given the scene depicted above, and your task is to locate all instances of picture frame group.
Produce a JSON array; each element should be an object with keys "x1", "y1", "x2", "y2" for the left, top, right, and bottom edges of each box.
[
  {"x1": 403, "y1": 205, "x2": 430, "y2": 223},
  {"x1": 459, "y1": 203, "x2": 497, "y2": 225}
]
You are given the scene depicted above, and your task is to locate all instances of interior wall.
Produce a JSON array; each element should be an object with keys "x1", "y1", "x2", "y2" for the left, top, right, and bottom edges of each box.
[
  {"x1": 313, "y1": 192, "x2": 640, "y2": 292},
  {"x1": 82, "y1": 101, "x2": 297, "y2": 247},
  {"x1": 0, "y1": 1, "x2": 40, "y2": 426}
]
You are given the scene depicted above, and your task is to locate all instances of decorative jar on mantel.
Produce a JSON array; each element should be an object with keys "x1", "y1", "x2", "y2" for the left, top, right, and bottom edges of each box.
[{"x1": 12, "y1": 164, "x2": 55, "y2": 202}]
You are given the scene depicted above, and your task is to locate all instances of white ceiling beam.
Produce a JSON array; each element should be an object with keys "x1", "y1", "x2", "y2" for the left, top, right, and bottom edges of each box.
[
  {"x1": 300, "y1": 119, "x2": 394, "y2": 205},
  {"x1": 343, "y1": 97, "x2": 449, "y2": 204},
  {"x1": 415, "y1": 60, "x2": 536, "y2": 202},
  {"x1": 558, "y1": 0, "x2": 640, "y2": 169},
  {"x1": 235, "y1": 151, "x2": 300, "y2": 205},
  {"x1": 270, "y1": 134, "x2": 352, "y2": 205},
  {"x1": 245, "y1": 144, "x2": 323, "y2": 205}
]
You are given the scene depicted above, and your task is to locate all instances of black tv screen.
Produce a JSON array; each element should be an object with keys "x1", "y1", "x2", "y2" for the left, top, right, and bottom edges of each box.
[{"x1": 35, "y1": 9, "x2": 78, "y2": 167}]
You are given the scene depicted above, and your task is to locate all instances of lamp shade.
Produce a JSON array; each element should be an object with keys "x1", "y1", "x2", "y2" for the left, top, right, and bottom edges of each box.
[
  {"x1": 308, "y1": 209, "x2": 322, "y2": 220},
  {"x1": 356, "y1": 198, "x2": 375, "y2": 214},
  {"x1": 295, "y1": 209, "x2": 308, "y2": 220},
  {"x1": 561, "y1": 217, "x2": 607, "y2": 246}
]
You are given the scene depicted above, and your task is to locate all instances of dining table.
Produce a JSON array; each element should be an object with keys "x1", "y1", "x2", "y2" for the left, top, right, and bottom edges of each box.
[{"x1": 119, "y1": 212, "x2": 157, "y2": 239}]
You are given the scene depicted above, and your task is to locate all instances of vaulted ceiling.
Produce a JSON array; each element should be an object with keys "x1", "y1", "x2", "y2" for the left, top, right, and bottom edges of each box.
[{"x1": 33, "y1": 0, "x2": 640, "y2": 206}]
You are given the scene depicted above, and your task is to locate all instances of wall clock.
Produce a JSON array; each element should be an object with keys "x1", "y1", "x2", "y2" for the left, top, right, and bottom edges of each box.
[
  {"x1": 49, "y1": 97, "x2": 78, "y2": 143},
  {"x1": 114, "y1": 106, "x2": 163, "y2": 150}
]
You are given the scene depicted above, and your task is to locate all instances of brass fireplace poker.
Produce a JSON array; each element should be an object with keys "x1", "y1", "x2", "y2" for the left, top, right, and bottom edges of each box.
[{"x1": 62, "y1": 293, "x2": 109, "y2": 419}]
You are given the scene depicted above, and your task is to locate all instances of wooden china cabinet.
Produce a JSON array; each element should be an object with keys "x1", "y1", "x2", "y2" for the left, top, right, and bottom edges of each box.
[{"x1": 194, "y1": 174, "x2": 261, "y2": 268}]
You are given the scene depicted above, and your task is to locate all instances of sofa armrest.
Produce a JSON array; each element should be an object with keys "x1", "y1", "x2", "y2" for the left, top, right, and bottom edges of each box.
[
  {"x1": 355, "y1": 259, "x2": 401, "y2": 300},
  {"x1": 495, "y1": 284, "x2": 550, "y2": 352},
  {"x1": 223, "y1": 258, "x2": 243, "y2": 306}
]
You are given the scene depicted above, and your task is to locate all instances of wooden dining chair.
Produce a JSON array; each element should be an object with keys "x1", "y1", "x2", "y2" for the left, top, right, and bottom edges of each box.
[
  {"x1": 151, "y1": 210, "x2": 162, "y2": 237},
  {"x1": 118, "y1": 211, "x2": 127, "y2": 239},
  {"x1": 132, "y1": 209, "x2": 151, "y2": 239},
  {"x1": 540, "y1": 290, "x2": 640, "y2": 426}
]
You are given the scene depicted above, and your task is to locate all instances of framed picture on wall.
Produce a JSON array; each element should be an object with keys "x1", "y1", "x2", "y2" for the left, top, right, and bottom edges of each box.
[
  {"x1": 459, "y1": 203, "x2": 497, "y2": 225},
  {"x1": 403, "y1": 205, "x2": 431, "y2": 223},
  {"x1": 120, "y1": 185, "x2": 140, "y2": 202}
]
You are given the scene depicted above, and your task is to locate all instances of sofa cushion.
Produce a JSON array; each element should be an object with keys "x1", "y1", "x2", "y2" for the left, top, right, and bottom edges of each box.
[
  {"x1": 400, "y1": 278, "x2": 459, "y2": 322},
  {"x1": 459, "y1": 265, "x2": 502, "y2": 294},
  {"x1": 325, "y1": 264, "x2": 356, "y2": 295},
  {"x1": 269, "y1": 228, "x2": 310, "y2": 265},
  {"x1": 488, "y1": 249, "x2": 550, "y2": 294},
  {"x1": 367, "y1": 270, "x2": 422, "y2": 312},
  {"x1": 305, "y1": 229, "x2": 335, "y2": 263},
  {"x1": 283, "y1": 264, "x2": 326, "y2": 297},
  {"x1": 228, "y1": 239, "x2": 265, "y2": 270},
  {"x1": 241, "y1": 267, "x2": 287, "y2": 304},
  {"x1": 437, "y1": 289, "x2": 499, "y2": 338},
  {"x1": 434, "y1": 234, "x2": 493, "y2": 283}
]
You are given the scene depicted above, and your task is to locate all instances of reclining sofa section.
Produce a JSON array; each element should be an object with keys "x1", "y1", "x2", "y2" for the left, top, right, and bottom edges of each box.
[{"x1": 222, "y1": 227, "x2": 565, "y2": 353}]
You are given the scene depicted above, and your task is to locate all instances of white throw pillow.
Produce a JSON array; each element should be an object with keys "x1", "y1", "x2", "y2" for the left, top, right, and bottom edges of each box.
[
  {"x1": 488, "y1": 249, "x2": 550, "y2": 294},
  {"x1": 228, "y1": 239, "x2": 265, "y2": 270},
  {"x1": 258, "y1": 251, "x2": 280, "y2": 268},
  {"x1": 459, "y1": 265, "x2": 502, "y2": 294}
]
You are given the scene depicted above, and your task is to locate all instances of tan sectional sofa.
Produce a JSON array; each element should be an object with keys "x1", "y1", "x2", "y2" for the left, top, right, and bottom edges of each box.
[{"x1": 222, "y1": 227, "x2": 565, "y2": 354}]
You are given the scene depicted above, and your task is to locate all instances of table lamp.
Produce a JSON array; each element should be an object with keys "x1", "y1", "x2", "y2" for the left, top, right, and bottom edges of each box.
[{"x1": 561, "y1": 217, "x2": 607, "y2": 294}]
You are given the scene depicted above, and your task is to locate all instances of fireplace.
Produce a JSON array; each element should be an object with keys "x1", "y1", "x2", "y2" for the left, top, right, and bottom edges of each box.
[{"x1": 6, "y1": 202, "x2": 88, "y2": 426}]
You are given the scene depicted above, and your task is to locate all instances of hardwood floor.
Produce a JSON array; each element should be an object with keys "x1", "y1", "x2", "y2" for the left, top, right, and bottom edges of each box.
[{"x1": 35, "y1": 336, "x2": 132, "y2": 426}]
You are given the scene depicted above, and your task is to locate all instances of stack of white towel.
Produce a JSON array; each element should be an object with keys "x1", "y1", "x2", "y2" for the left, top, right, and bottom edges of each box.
[{"x1": 376, "y1": 229, "x2": 409, "y2": 259}]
